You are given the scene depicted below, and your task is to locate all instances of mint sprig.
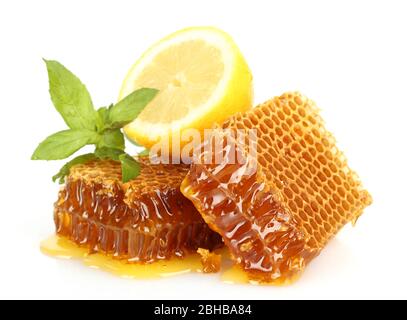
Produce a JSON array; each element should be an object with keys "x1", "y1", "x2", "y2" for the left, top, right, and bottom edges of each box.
[{"x1": 32, "y1": 59, "x2": 158, "y2": 183}]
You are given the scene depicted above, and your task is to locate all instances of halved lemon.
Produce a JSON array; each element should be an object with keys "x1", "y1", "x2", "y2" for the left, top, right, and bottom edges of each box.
[{"x1": 119, "y1": 26, "x2": 253, "y2": 150}]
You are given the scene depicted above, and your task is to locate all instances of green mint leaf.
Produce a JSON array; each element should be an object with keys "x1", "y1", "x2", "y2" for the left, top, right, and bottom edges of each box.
[
  {"x1": 138, "y1": 149, "x2": 150, "y2": 156},
  {"x1": 97, "y1": 129, "x2": 125, "y2": 150},
  {"x1": 52, "y1": 153, "x2": 96, "y2": 184},
  {"x1": 31, "y1": 129, "x2": 100, "y2": 160},
  {"x1": 44, "y1": 59, "x2": 97, "y2": 130},
  {"x1": 119, "y1": 153, "x2": 141, "y2": 183},
  {"x1": 106, "y1": 88, "x2": 158, "y2": 128},
  {"x1": 96, "y1": 106, "x2": 109, "y2": 132},
  {"x1": 94, "y1": 147, "x2": 123, "y2": 161}
]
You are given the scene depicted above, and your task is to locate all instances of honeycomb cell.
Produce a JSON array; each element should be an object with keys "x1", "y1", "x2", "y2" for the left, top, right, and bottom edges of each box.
[
  {"x1": 283, "y1": 104, "x2": 291, "y2": 116},
  {"x1": 292, "y1": 113, "x2": 301, "y2": 123},
  {"x1": 283, "y1": 135, "x2": 292, "y2": 145},
  {"x1": 181, "y1": 92, "x2": 372, "y2": 283},
  {"x1": 54, "y1": 158, "x2": 222, "y2": 263},
  {"x1": 277, "y1": 110, "x2": 285, "y2": 121},
  {"x1": 289, "y1": 100, "x2": 297, "y2": 111}
]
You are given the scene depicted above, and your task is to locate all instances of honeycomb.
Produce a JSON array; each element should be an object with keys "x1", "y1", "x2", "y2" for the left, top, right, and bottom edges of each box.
[
  {"x1": 181, "y1": 92, "x2": 372, "y2": 282},
  {"x1": 197, "y1": 248, "x2": 222, "y2": 273},
  {"x1": 54, "y1": 157, "x2": 222, "y2": 263}
]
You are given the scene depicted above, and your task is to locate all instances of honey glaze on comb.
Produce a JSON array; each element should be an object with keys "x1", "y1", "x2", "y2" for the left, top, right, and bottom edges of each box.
[
  {"x1": 54, "y1": 158, "x2": 222, "y2": 263},
  {"x1": 182, "y1": 136, "x2": 316, "y2": 282}
]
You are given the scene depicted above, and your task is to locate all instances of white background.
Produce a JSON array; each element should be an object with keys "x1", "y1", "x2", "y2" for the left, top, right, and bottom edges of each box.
[{"x1": 0, "y1": 0, "x2": 406, "y2": 300}]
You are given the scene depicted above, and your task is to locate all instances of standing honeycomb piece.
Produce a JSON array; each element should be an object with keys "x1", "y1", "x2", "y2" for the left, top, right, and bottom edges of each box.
[
  {"x1": 181, "y1": 92, "x2": 372, "y2": 283},
  {"x1": 54, "y1": 158, "x2": 222, "y2": 263}
]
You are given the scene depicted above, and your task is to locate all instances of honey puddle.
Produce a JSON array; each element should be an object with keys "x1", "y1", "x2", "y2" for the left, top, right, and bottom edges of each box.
[
  {"x1": 41, "y1": 235, "x2": 202, "y2": 279},
  {"x1": 41, "y1": 235, "x2": 282, "y2": 284},
  {"x1": 222, "y1": 265, "x2": 250, "y2": 284}
]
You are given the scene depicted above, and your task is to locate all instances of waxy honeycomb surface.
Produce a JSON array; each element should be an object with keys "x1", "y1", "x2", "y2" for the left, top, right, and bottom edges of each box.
[
  {"x1": 182, "y1": 92, "x2": 372, "y2": 282},
  {"x1": 55, "y1": 158, "x2": 222, "y2": 263}
]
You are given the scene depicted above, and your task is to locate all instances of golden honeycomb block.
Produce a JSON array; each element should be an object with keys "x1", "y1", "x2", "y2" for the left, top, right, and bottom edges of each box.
[
  {"x1": 181, "y1": 92, "x2": 372, "y2": 282},
  {"x1": 55, "y1": 158, "x2": 222, "y2": 263}
]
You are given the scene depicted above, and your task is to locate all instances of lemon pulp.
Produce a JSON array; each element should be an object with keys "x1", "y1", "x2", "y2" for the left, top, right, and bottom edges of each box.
[{"x1": 120, "y1": 26, "x2": 253, "y2": 150}]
